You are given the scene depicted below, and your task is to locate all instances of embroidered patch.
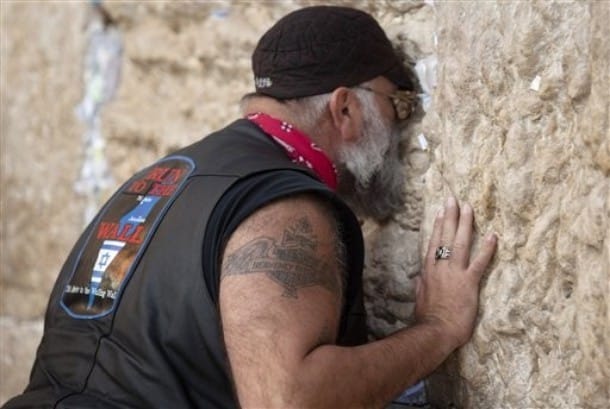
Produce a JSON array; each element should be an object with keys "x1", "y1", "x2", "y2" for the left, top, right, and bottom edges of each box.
[{"x1": 61, "y1": 156, "x2": 194, "y2": 319}]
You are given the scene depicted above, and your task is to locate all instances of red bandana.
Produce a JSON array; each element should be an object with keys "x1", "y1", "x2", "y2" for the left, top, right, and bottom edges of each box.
[{"x1": 247, "y1": 112, "x2": 338, "y2": 190}]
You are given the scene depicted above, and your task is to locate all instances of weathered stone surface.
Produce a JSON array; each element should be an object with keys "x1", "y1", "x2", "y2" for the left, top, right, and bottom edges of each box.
[
  {"x1": 1, "y1": 2, "x2": 87, "y2": 318},
  {"x1": 100, "y1": 1, "x2": 299, "y2": 177},
  {"x1": 0, "y1": 4, "x2": 87, "y2": 403},
  {"x1": 0, "y1": 318, "x2": 43, "y2": 404},
  {"x1": 421, "y1": 2, "x2": 610, "y2": 408},
  {"x1": 1, "y1": 1, "x2": 608, "y2": 408}
]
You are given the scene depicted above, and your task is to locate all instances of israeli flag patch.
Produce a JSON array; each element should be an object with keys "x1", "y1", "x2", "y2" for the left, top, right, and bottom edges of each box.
[{"x1": 61, "y1": 156, "x2": 194, "y2": 319}]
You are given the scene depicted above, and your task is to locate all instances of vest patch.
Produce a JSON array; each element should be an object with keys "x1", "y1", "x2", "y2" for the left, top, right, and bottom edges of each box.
[{"x1": 61, "y1": 156, "x2": 194, "y2": 319}]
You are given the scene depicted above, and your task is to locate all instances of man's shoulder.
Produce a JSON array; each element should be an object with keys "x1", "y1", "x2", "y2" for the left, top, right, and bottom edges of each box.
[
  {"x1": 231, "y1": 192, "x2": 339, "y2": 239},
  {"x1": 181, "y1": 118, "x2": 268, "y2": 151},
  {"x1": 220, "y1": 192, "x2": 345, "y2": 301},
  {"x1": 171, "y1": 119, "x2": 305, "y2": 177}
]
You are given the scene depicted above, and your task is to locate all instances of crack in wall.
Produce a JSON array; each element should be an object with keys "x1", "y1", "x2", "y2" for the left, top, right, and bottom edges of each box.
[{"x1": 74, "y1": 3, "x2": 122, "y2": 225}]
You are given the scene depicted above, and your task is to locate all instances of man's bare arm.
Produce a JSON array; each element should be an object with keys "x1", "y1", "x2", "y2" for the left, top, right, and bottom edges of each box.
[{"x1": 219, "y1": 195, "x2": 497, "y2": 408}]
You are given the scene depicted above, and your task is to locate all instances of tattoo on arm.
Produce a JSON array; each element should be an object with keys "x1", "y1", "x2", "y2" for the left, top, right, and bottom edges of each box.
[{"x1": 222, "y1": 216, "x2": 341, "y2": 298}]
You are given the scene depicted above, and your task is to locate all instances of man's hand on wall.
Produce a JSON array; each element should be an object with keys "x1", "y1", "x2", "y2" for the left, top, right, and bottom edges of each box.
[
  {"x1": 415, "y1": 196, "x2": 498, "y2": 348},
  {"x1": 219, "y1": 195, "x2": 498, "y2": 408}
]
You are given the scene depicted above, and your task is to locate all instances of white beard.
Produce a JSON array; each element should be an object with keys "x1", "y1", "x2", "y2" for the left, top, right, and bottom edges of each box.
[{"x1": 336, "y1": 94, "x2": 405, "y2": 223}]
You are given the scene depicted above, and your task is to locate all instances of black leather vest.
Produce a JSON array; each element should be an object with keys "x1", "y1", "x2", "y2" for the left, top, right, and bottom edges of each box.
[{"x1": 5, "y1": 119, "x2": 365, "y2": 409}]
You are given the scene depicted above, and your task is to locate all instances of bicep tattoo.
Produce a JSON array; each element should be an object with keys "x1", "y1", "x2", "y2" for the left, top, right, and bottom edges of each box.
[{"x1": 222, "y1": 216, "x2": 342, "y2": 299}]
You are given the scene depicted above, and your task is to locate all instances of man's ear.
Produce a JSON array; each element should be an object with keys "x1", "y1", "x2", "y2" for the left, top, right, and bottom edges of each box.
[{"x1": 328, "y1": 87, "x2": 362, "y2": 143}]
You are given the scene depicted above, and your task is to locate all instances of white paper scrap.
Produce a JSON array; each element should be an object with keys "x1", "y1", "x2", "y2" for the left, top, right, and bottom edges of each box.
[
  {"x1": 417, "y1": 133, "x2": 429, "y2": 151},
  {"x1": 530, "y1": 75, "x2": 542, "y2": 91},
  {"x1": 415, "y1": 55, "x2": 438, "y2": 96}
]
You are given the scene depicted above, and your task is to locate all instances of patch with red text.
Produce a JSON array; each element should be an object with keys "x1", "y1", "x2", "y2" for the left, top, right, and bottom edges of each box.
[{"x1": 61, "y1": 156, "x2": 194, "y2": 319}]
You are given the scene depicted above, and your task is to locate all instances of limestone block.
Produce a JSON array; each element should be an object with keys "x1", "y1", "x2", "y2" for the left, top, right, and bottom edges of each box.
[
  {"x1": 422, "y1": 2, "x2": 609, "y2": 407},
  {"x1": 0, "y1": 318, "x2": 43, "y2": 405},
  {"x1": 101, "y1": 1, "x2": 300, "y2": 179},
  {"x1": 1, "y1": 2, "x2": 87, "y2": 319}
]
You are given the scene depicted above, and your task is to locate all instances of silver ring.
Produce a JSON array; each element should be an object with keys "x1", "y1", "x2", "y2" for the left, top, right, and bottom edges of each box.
[{"x1": 435, "y1": 246, "x2": 452, "y2": 261}]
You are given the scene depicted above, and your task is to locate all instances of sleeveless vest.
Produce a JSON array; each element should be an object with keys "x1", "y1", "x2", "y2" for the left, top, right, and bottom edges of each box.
[{"x1": 5, "y1": 119, "x2": 365, "y2": 409}]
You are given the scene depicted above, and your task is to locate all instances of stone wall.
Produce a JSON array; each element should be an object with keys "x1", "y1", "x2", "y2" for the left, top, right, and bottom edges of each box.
[
  {"x1": 422, "y1": 2, "x2": 609, "y2": 407},
  {"x1": 1, "y1": 2, "x2": 87, "y2": 401},
  {"x1": 1, "y1": 1, "x2": 608, "y2": 407}
]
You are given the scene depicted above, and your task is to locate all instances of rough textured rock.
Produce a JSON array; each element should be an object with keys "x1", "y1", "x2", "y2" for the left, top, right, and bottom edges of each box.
[
  {"x1": 1, "y1": 4, "x2": 87, "y2": 402},
  {"x1": 422, "y1": 2, "x2": 610, "y2": 408},
  {"x1": 0, "y1": 318, "x2": 43, "y2": 402},
  {"x1": 1, "y1": 1, "x2": 608, "y2": 407},
  {"x1": 1, "y1": 2, "x2": 87, "y2": 321}
]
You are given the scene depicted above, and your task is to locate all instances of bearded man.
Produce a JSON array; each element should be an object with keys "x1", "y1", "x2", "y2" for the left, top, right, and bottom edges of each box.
[{"x1": 3, "y1": 6, "x2": 497, "y2": 409}]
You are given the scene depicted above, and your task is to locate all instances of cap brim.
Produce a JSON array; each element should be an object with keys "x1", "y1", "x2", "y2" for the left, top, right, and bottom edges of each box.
[{"x1": 384, "y1": 64, "x2": 416, "y2": 91}]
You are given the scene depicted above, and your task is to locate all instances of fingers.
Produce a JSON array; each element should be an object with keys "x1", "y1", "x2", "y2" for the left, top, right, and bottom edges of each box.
[
  {"x1": 425, "y1": 197, "x2": 496, "y2": 275},
  {"x1": 468, "y1": 233, "x2": 498, "y2": 279},
  {"x1": 440, "y1": 197, "x2": 459, "y2": 248},
  {"x1": 452, "y1": 203, "x2": 474, "y2": 269}
]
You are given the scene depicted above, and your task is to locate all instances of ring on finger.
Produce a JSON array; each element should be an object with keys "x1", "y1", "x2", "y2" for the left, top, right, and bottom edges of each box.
[{"x1": 434, "y1": 246, "x2": 452, "y2": 262}]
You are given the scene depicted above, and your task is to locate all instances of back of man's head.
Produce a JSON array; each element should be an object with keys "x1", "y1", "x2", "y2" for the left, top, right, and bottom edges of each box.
[{"x1": 251, "y1": 6, "x2": 415, "y2": 99}]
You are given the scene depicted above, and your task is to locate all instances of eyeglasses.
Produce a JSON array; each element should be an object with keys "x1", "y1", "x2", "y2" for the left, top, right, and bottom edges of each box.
[{"x1": 354, "y1": 86, "x2": 418, "y2": 121}]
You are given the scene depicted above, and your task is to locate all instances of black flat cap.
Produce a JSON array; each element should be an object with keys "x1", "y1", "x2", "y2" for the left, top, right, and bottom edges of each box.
[{"x1": 252, "y1": 6, "x2": 414, "y2": 99}]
